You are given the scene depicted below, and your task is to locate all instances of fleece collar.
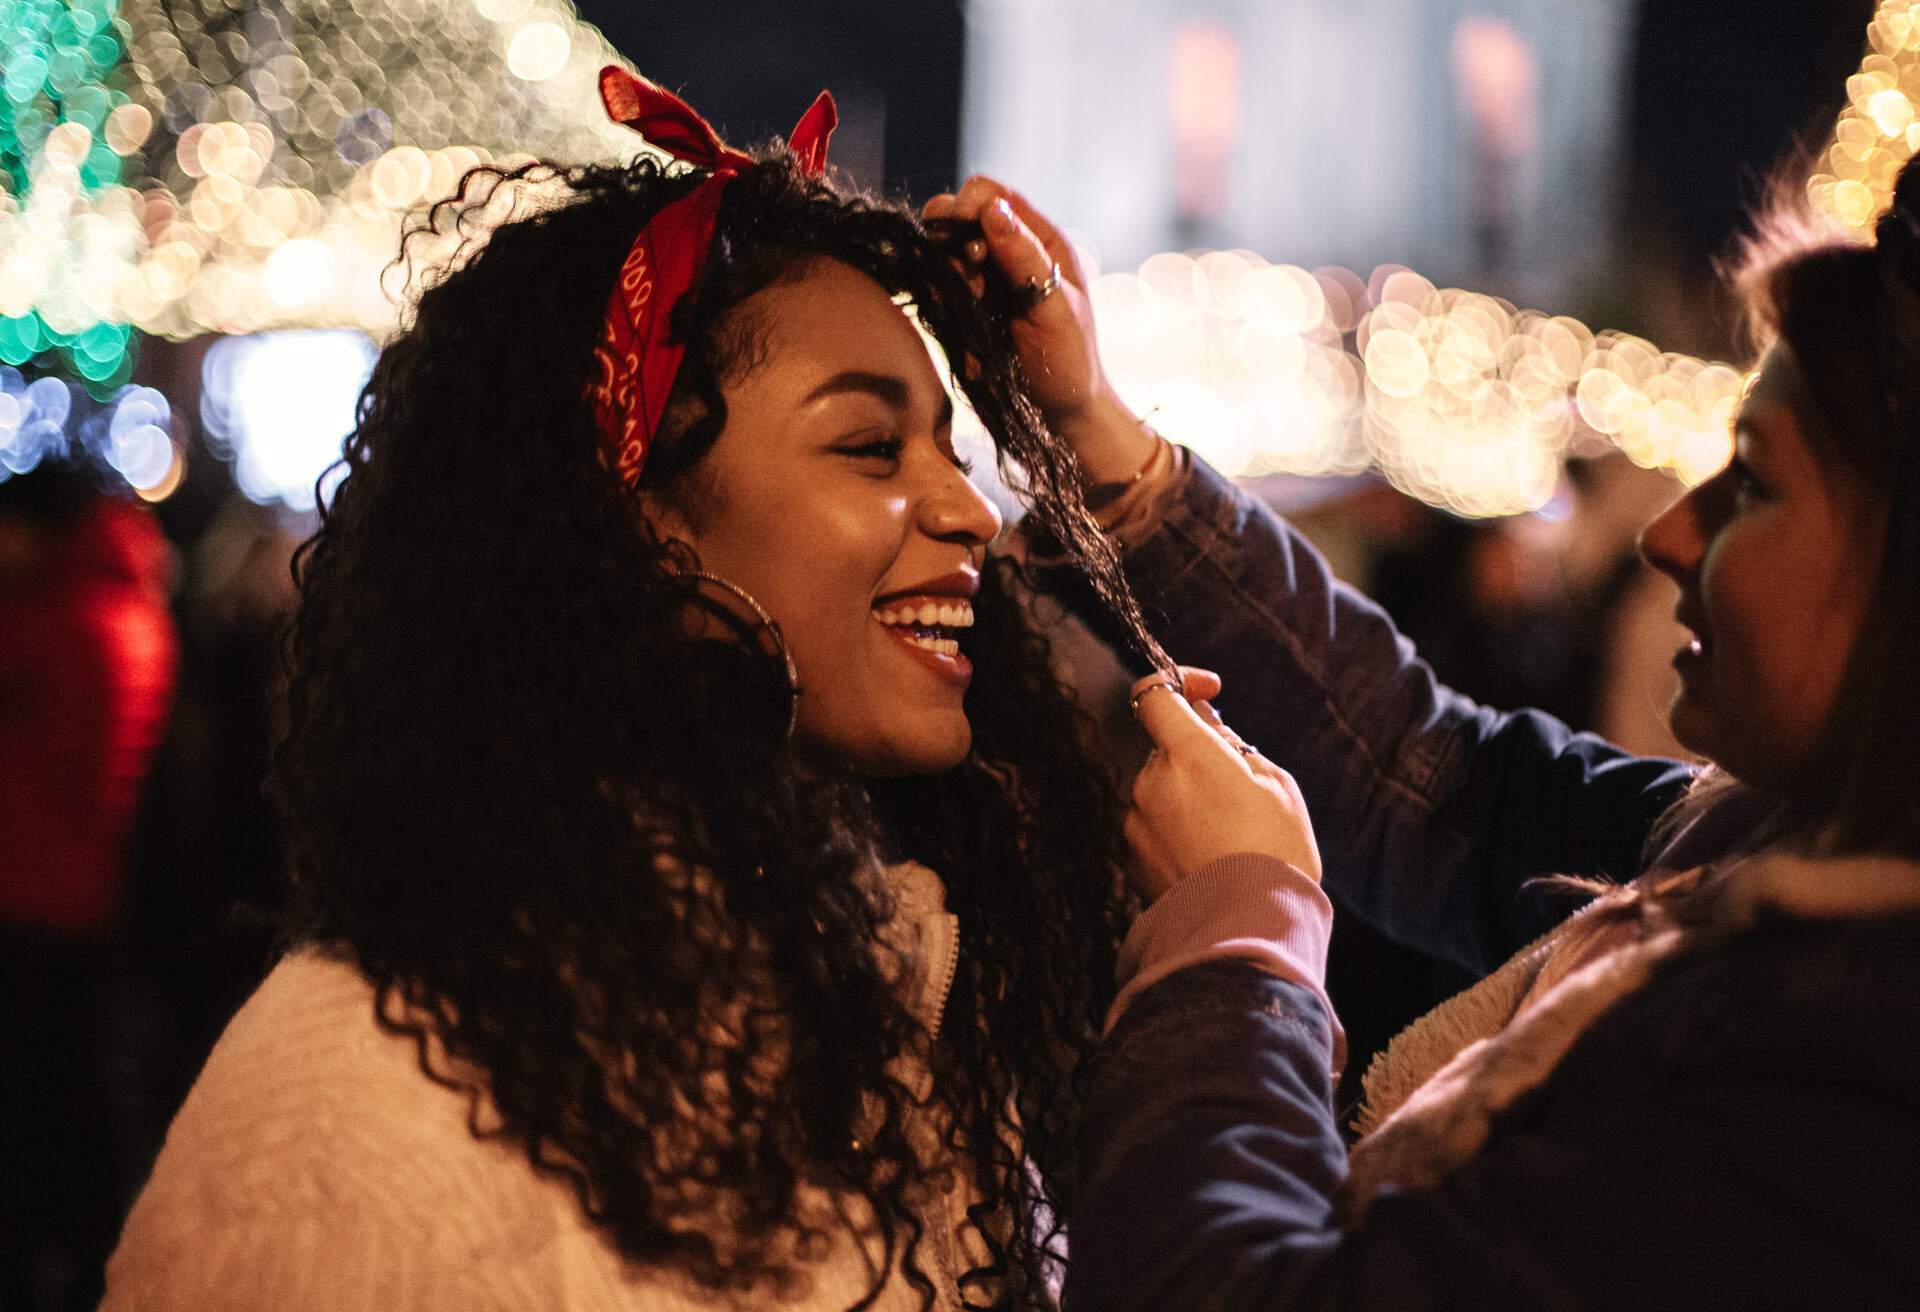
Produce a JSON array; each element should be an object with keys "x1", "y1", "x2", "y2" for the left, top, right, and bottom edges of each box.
[{"x1": 1339, "y1": 852, "x2": 1920, "y2": 1223}]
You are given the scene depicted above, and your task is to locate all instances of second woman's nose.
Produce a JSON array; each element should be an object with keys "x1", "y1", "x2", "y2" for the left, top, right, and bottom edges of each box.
[{"x1": 1638, "y1": 483, "x2": 1712, "y2": 584}]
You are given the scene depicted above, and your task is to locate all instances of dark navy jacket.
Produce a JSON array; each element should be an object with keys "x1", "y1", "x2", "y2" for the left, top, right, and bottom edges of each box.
[
  {"x1": 1086, "y1": 457, "x2": 1693, "y2": 975},
  {"x1": 1058, "y1": 460, "x2": 1920, "y2": 1309}
]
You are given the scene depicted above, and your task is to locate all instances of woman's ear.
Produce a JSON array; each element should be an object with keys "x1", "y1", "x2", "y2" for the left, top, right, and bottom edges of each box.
[{"x1": 636, "y1": 487, "x2": 699, "y2": 552}]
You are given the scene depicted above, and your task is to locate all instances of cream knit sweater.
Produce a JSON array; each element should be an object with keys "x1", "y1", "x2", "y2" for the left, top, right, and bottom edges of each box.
[{"x1": 103, "y1": 863, "x2": 983, "y2": 1311}]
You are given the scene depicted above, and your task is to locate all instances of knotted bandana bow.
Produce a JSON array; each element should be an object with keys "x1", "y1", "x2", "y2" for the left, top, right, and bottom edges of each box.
[{"x1": 589, "y1": 67, "x2": 837, "y2": 490}]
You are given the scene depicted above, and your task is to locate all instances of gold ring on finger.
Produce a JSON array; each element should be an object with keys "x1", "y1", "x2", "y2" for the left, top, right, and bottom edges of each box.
[
  {"x1": 1128, "y1": 677, "x2": 1180, "y2": 714},
  {"x1": 1021, "y1": 260, "x2": 1063, "y2": 311}
]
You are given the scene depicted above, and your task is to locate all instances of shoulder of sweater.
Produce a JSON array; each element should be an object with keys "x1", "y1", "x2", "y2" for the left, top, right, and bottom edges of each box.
[
  {"x1": 106, "y1": 952, "x2": 591, "y2": 1310},
  {"x1": 135, "y1": 951, "x2": 547, "y2": 1228}
]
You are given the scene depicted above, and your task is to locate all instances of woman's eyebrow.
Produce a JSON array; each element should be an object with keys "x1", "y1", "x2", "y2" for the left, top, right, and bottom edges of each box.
[
  {"x1": 805, "y1": 369, "x2": 910, "y2": 407},
  {"x1": 804, "y1": 369, "x2": 955, "y2": 429}
]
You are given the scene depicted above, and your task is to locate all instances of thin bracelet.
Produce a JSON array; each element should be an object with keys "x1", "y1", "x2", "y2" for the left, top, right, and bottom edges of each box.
[{"x1": 1085, "y1": 426, "x2": 1168, "y2": 513}]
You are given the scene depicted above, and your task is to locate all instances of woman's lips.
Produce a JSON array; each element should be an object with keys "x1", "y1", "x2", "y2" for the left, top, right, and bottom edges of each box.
[{"x1": 882, "y1": 624, "x2": 973, "y2": 688}]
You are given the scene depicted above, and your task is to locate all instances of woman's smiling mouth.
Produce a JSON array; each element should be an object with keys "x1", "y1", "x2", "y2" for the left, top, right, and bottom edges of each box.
[{"x1": 871, "y1": 595, "x2": 976, "y2": 685}]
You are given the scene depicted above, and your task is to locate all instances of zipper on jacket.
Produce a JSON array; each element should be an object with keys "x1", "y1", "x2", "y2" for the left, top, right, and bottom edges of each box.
[{"x1": 926, "y1": 911, "x2": 961, "y2": 1042}]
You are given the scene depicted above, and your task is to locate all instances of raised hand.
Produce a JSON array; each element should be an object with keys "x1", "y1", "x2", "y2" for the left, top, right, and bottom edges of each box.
[
  {"x1": 1123, "y1": 670, "x2": 1322, "y2": 903},
  {"x1": 923, "y1": 176, "x2": 1158, "y2": 487}
]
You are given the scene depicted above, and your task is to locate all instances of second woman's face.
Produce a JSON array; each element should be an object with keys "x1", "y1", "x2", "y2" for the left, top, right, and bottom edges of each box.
[
  {"x1": 650, "y1": 257, "x2": 1003, "y2": 777},
  {"x1": 1638, "y1": 343, "x2": 1883, "y2": 792}
]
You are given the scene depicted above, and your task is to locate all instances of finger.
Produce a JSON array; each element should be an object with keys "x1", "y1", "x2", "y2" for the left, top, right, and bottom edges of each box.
[
  {"x1": 1189, "y1": 698, "x2": 1255, "y2": 758},
  {"x1": 948, "y1": 176, "x2": 1087, "y2": 290},
  {"x1": 999, "y1": 187, "x2": 1087, "y2": 288},
  {"x1": 1127, "y1": 672, "x2": 1227, "y2": 755},
  {"x1": 1189, "y1": 699, "x2": 1253, "y2": 756},
  {"x1": 981, "y1": 198, "x2": 1057, "y2": 292},
  {"x1": 922, "y1": 192, "x2": 956, "y2": 220},
  {"x1": 1129, "y1": 748, "x2": 1168, "y2": 806},
  {"x1": 1176, "y1": 666, "x2": 1222, "y2": 702},
  {"x1": 949, "y1": 174, "x2": 1010, "y2": 221}
]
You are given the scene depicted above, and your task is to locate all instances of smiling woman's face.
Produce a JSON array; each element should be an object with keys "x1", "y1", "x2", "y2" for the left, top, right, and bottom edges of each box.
[
  {"x1": 1638, "y1": 343, "x2": 1885, "y2": 792},
  {"x1": 648, "y1": 257, "x2": 1004, "y2": 777}
]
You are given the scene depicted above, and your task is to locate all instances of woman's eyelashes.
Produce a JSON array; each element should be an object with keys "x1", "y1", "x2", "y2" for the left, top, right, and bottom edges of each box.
[
  {"x1": 834, "y1": 433, "x2": 973, "y2": 477},
  {"x1": 839, "y1": 435, "x2": 904, "y2": 464}
]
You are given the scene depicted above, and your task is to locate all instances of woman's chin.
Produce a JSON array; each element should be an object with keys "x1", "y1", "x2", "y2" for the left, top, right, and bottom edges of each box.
[
  {"x1": 813, "y1": 719, "x2": 974, "y2": 779},
  {"x1": 865, "y1": 734, "x2": 973, "y2": 778}
]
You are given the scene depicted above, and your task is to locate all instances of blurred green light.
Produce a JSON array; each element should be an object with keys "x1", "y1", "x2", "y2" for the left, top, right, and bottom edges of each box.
[
  {"x1": 48, "y1": 46, "x2": 87, "y2": 96},
  {"x1": 81, "y1": 142, "x2": 120, "y2": 184},
  {"x1": 98, "y1": 348, "x2": 134, "y2": 391},
  {"x1": 77, "y1": 319, "x2": 125, "y2": 362},
  {"x1": 66, "y1": 83, "x2": 110, "y2": 130},
  {"x1": 71, "y1": 344, "x2": 122, "y2": 380},
  {"x1": 0, "y1": 317, "x2": 34, "y2": 364},
  {"x1": 5, "y1": 54, "x2": 48, "y2": 103}
]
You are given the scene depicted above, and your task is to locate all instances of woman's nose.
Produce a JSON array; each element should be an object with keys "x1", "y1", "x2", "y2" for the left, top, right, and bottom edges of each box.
[
  {"x1": 923, "y1": 463, "x2": 1004, "y2": 546},
  {"x1": 1637, "y1": 485, "x2": 1707, "y2": 582}
]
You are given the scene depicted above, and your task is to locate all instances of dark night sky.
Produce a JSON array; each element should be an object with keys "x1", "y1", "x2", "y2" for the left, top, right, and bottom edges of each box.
[
  {"x1": 574, "y1": 0, "x2": 966, "y2": 202},
  {"x1": 1630, "y1": 0, "x2": 1878, "y2": 264}
]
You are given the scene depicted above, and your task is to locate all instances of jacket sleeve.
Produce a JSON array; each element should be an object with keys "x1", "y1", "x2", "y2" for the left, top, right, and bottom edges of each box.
[
  {"x1": 1058, "y1": 456, "x2": 1695, "y2": 973},
  {"x1": 1064, "y1": 958, "x2": 1919, "y2": 1312}
]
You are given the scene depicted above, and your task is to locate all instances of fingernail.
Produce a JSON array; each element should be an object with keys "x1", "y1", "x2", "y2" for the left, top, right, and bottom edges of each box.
[{"x1": 988, "y1": 197, "x2": 1013, "y2": 228}]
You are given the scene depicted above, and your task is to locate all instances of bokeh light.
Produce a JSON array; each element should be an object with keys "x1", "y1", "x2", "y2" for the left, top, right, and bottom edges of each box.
[
  {"x1": 1082, "y1": 245, "x2": 1746, "y2": 517},
  {"x1": 10, "y1": 0, "x2": 1903, "y2": 515},
  {"x1": 1810, "y1": 0, "x2": 1920, "y2": 235},
  {"x1": 0, "y1": 368, "x2": 183, "y2": 493},
  {"x1": 2, "y1": 0, "x2": 638, "y2": 352},
  {"x1": 199, "y1": 330, "x2": 375, "y2": 510}
]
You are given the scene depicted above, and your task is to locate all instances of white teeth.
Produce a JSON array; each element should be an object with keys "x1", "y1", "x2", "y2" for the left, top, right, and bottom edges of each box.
[
  {"x1": 901, "y1": 633, "x2": 960, "y2": 656},
  {"x1": 868, "y1": 599, "x2": 976, "y2": 631}
]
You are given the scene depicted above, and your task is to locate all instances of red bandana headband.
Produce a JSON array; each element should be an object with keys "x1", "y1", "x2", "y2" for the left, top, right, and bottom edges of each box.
[{"x1": 590, "y1": 67, "x2": 837, "y2": 491}]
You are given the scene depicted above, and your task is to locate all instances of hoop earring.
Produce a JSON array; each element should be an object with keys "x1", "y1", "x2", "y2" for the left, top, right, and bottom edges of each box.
[{"x1": 677, "y1": 571, "x2": 802, "y2": 740}]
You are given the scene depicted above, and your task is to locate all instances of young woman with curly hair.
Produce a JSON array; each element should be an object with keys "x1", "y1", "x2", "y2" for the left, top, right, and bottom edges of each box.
[{"x1": 104, "y1": 71, "x2": 1171, "y2": 1312}]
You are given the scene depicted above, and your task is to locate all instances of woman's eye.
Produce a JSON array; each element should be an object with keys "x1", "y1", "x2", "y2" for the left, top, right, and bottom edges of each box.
[
  {"x1": 841, "y1": 436, "x2": 904, "y2": 462},
  {"x1": 1728, "y1": 458, "x2": 1764, "y2": 501},
  {"x1": 949, "y1": 452, "x2": 974, "y2": 477}
]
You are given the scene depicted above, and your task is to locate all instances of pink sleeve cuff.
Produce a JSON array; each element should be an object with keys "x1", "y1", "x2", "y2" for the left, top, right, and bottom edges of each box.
[{"x1": 1106, "y1": 853, "x2": 1346, "y2": 1074}]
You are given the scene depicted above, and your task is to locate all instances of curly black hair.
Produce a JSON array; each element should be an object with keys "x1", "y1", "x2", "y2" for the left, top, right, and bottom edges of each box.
[{"x1": 274, "y1": 144, "x2": 1168, "y2": 1310}]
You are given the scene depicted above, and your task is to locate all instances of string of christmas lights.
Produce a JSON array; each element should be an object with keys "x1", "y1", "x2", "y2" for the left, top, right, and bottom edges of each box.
[{"x1": 1069, "y1": 248, "x2": 1746, "y2": 518}]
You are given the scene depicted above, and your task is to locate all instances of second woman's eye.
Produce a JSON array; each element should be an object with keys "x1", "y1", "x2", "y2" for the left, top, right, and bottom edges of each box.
[{"x1": 1728, "y1": 456, "x2": 1765, "y2": 501}]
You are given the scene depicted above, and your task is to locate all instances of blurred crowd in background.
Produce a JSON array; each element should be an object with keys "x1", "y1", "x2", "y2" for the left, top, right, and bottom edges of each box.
[{"x1": 0, "y1": 0, "x2": 1897, "y2": 1305}]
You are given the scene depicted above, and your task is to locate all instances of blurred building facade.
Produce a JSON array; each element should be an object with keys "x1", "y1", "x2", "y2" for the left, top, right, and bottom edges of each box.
[{"x1": 963, "y1": 0, "x2": 1634, "y2": 308}]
